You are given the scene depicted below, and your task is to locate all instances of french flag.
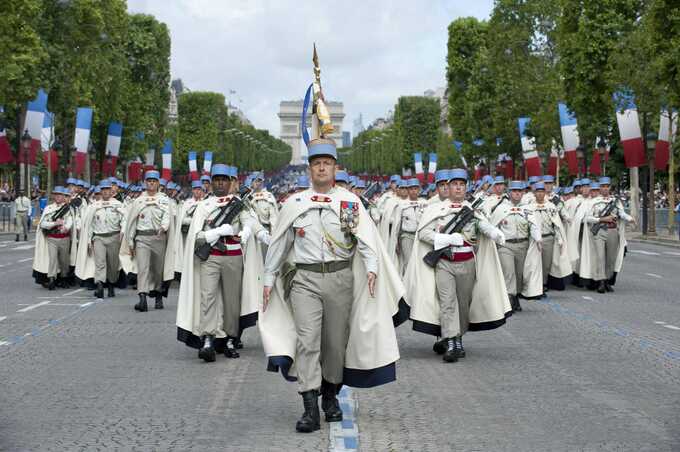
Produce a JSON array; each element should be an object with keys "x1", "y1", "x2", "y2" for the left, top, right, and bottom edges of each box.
[
  {"x1": 73, "y1": 107, "x2": 93, "y2": 174},
  {"x1": 414, "y1": 152, "x2": 424, "y2": 183},
  {"x1": 502, "y1": 153, "x2": 514, "y2": 179},
  {"x1": 104, "y1": 122, "x2": 123, "y2": 176},
  {"x1": 558, "y1": 102, "x2": 579, "y2": 175},
  {"x1": 656, "y1": 109, "x2": 676, "y2": 171},
  {"x1": 0, "y1": 111, "x2": 11, "y2": 165},
  {"x1": 188, "y1": 151, "x2": 199, "y2": 180},
  {"x1": 203, "y1": 151, "x2": 213, "y2": 176},
  {"x1": 24, "y1": 89, "x2": 48, "y2": 165},
  {"x1": 41, "y1": 112, "x2": 58, "y2": 173},
  {"x1": 518, "y1": 117, "x2": 542, "y2": 177},
  {"x1": 427, "y1": 153, "x2": 437, "y2": 183},
  {"x1": 588, "y1": 137, "x2": 609, "y2": 176},
  {"x1": 548, "y1": 140, "x2": 562, "y2": 177},
  {"x1": 613, "y1": 91, "x2": 646, "y2": 168},
  {"x1": 128, "y1": 157, "x2": 143, "y2": 182},
  {"x1": 161, "y1": 139, "x2": 173, "y2": 180},
  {"x1": 144, "y1": 148, "x2": 155, "y2": 172}
]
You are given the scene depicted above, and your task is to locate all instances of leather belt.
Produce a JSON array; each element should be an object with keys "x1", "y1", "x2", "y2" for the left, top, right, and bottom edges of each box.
[
  {"x1": 94, "y1": 231, "x2": 120, "y2": 237},
  {"x1": 506, "y1": 238, "x2": 528, "y2": 243},
  {"x1": 136, "y1": 229, "x2": 163, "y2": 236},
  {"x1": 542, "y1": 233, "x2": 554, "y2": 238},
  {"x1": 296, "y1": 260, "x2": 351, "y2": 274}
]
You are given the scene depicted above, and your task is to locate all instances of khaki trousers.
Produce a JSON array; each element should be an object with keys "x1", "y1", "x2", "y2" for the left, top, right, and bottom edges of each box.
[
  {"x1": 435, "y1": 258, "x2": 476, "y2": 338},
  {"x1": 541, "y1": 235, "x2": 554, "y2": 285},
  {"x1": 498, "y1": 241, "x2": 529, "y2": 296},
  {"x1": 399, "y1": 233, "x2": 415, "y2": 274},
  {"x1": 289, "y1": 267, "x2": 354, "y2": 393},
  {"x1": 15, "y1": 212, "x2": 28, "y2": 235},
  {"x1": 199, "y1": 254, "x2": 243, "y2": 337},
  {"x1": 46, "y1": 236, "x2": 71, "y2": 278},
  {"x1": 93, "y1": 234, "x2": 121, "y2": 284},
  {"x1": 594, "y1": 228, "x2": 619, "y2": 281},
  {"x1": 135, "y1": 233, "x2": 167, "y2": 294}
]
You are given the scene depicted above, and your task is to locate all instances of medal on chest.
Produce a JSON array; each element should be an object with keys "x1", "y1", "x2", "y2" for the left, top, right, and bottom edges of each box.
[{"x1": 340, "y1": 200, "x2": 359, "y2": 235}]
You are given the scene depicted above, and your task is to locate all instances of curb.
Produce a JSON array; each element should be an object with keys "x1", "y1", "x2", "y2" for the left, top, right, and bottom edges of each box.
[{"x1": 628, "y1": 236, "x2": 680, "y2": 249}]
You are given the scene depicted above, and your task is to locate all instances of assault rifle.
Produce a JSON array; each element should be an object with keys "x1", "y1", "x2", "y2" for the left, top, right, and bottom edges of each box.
[
  {"x1": 550, "y1": 193, "x2": 562, "y2": 206},
  {"x1": 590, "y1": 196, "x2": 619, "y2": 235},
  {"x1": 359, "y1": 182, "x2": 381, "y2": 210},
  {"x1": 47, "y1": 197, "x2": 82, "y2": 233},
  {"x1": 423, "y1": 196, "x2": 484, "y2": 268},
  {"x1": 194, "y1": 187, "x2": 252, "y2": 261}
]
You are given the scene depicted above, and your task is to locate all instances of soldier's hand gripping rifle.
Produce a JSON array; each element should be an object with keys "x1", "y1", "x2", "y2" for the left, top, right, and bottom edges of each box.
[
  {"x1": 46, "y1": 197, "x2": 82, "y2": 233},
  {"x1": 194, "y1": 187, "x2": 252, "y2": 261},
  {"x1": 423, "y1": 196, "x2": 484, "y2": 268},
  {"x1": 359, "y1": 182, "x2": 380, "y2": 210},
  {"x1": 591, "y1": 196, "x2": 619, "y2": 236},
  {"x1": 550, "y1": 193, "x2": 562, "y2": 206}
]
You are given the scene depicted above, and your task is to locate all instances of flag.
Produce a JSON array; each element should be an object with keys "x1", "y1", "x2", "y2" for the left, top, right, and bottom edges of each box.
[
  {"x1": 518, "y1": 117, "x2": 542, "y2": 177},
  {"x1": 41, "y1": 111, "x2": 54, "y2": 152},
  {"x1": 413, "y1": 152, "x2": 424, "y2": 183},
  {"x1": 144, "y1": 148, "x2": 155, "y2": 172},
  {"x1": 547, "y1": 140, "x2": 562, "y2": 177},
  {"x1": 588, "y1": 137, "x2": 610, "y2": 176},
  {"x1": 203, "y1": 151, "x2": 213, "y2": 175},
  {"x1": 558, "y1": 102, "x2": 579, "y2": 175},
  {"x1": 22, "y1": 89, "x2": 48, "y2": 165},
  {"x1": 72, "y1": 107, "x2": 93, "y2": 174},
  {"x1": 161, "y1": 139, "x2": 173, "y2": 180},
  {"x1": 655, "y1": 109, "x2": 676, "y2": 171},
  {"x1": 613, "y1": 91, "x2": 646, "y2": 168},
  {"x1": 105, "y1": 122, "x2": 123, "y2": 176},
  {"x1": 427, "y1": 153, "x2": 437, "y2": 183},
  {"x1": 128, "y1": 157, "x2": 143, "y2": 182},
  {"x1": 188, "y1": 151, "x2": 199, "y2": 180}
]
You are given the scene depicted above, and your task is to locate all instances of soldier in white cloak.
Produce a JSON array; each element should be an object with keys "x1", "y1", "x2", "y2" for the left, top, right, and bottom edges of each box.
[
  {"x1": 176, "y1": 164, "x2": 269, "y2": 362},
  {"x1": 483, "y1": 175, "x2": 509, "y2": 216},
  {"x1": 405, "y1": 168, "x2": 510, "y2": 363},
  {"x1": 123, "y1": 170, "x2": 177, "y2": 312},
  {"x1": 426, "y1": 170, "x2": 450, "y2": 205},
  {"x1": 566, "y1": 178, "x2": 593, "y2": 287},
  {"x1": 35, "y1": 186, "x2": 74, "y2": 290},
  {"x1": 388, "y1": 178, "x2": 426, "y2": 275},
  {"x1": 520, "y1": 175, "x2": 541, "y2": 206},
  {"x1": 173, "y1": 180, "x2": 205, "y2": 278},
  {"x1": 378, "y1": 178, "x2": 407, "y2": 246},
  {"x1": 490, "y1": 180, "x2": 543, "y2": 311},
  {"x1": 580, "y1": 178, "x2": 634, "y2": 292}
]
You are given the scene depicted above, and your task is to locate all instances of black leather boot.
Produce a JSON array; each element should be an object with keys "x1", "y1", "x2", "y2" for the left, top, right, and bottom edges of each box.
[
  {"x1": 443, "y1": 337, "x2": 458, "y2": 363},
  {"x1": 321, "y1": 380, "x2": 343, "y2": 422},
  {"x1": 107, "y1": 283, "x2": 115, "y2": 298},
  {"x1": 509, "y1": 294, "x2": 517, "y2": 312},
  {"x1": 154, "y1": 294, "x2": 163, "y2": 309},
  {"x1": 134, "y1": 293, "x2": 148, "y2": 312},
  {"x1": 432, "y1": 338, "x2": 446, "y2": 355},
  {"x1": 24, "y1": 234, "x2": 27, "y2": 241},
  {"x1": 94, "y1": 282, "x2": 104, "y2": 299},
  {"x1": 515, "y1": 295, "x2": 522, "y2": 312},
  {"x1": 198, "y1": 335, "x2": 216, "y2": 362},
  {"x1": 224, "y1": 337, "x2": 240, "y2": 358},
  {"x1": 15, "y1": 234, "x2": 19, "y2": 242},
  {"x1": 597, "y1": 280, "x2": 606, "y2": 294},
  {"x1": 296, "y1": 390, "x2": 321, "y2": 433},
  {"x1": 455, "y1": 336, "x2": 466, "y2": 358},
  {"x1": 235, "y1": 336, "x2": 243, "y2": 349},
  {"x1": 48, "y1": 277, "x2": 56, "y2": 291}
]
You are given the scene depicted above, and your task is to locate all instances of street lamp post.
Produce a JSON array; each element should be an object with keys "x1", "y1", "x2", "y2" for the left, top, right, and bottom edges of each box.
[
  {"x1": 597, "y1": 137, "x2": 607, "y2": 176},
  {"x1": 646, "y1": 132, "x2": 657, "y2": 235},
  {"x1": 21, "y1": 130, "x2": 32, "y2": 196}
]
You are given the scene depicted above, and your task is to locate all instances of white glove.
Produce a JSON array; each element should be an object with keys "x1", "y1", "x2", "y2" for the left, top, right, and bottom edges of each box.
[
  {"x1": 204, "y1": 228, "x2": 221, "y2": 245},
  {"x1": 256, "y1": 229, "x2": 271, "y2": 245},
  {"x1": 490, "y1": 229, "x2": 506, "y2": 246},
  {"x1": 433, "y1": 232, "x2": 464, "y2": 250},
  {"x1": 216, "y1": 223, "x2": 234, "y2": 237},
  {"x1": 238, "y1": 226, "x2": 252, "y2": 245}
]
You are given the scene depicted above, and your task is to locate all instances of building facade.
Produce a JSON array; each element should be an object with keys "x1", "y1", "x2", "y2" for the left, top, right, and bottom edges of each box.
[{"x1": 278, "y1": 100, "x2": 345, "y2": 165}]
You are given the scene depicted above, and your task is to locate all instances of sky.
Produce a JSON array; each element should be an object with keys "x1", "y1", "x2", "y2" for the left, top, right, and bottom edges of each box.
[{"x1": 128, "y1": 0, "x2": 494, "y2": 138}]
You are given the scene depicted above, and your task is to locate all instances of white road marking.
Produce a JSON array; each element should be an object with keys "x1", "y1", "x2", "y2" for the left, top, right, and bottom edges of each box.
[
  {"x1": 17, "y1": 257, "x2": 32, "y2": 263},
  {"x1": 645, "y1": 273, "x2": 662, "y2": 279},
  {"x1": 654, "y1": 321, "x2": 667, "y2": 325},
  {"x1": 0, "y1": 341, "x2": 10, "y2": 346},
  {"x1": 629, "y1": 250, "x2": 660, "y2": 256},
  {"x1": 80, "y1": 302, "x2": 94, "y2": 308},
  {"x1": 17, "y1": 300, "x2": 52, "y2": 313},
  {"x1": 663, "y1": 325, "x2": 680, "y2": 331},
  {"x1": 48, "y1": 303, "x2": 84, "y2": 306},
  {"x1": 664, "y1": 251, "x2": 680, "y2": 256},
  {"x1": 11, "y1": 244, "x2": 34, "y2": 250},
  {"x1": 38, "y1": 296, "x2": 92, "y2": 300},
  {"x1": 0, "y1": 316, "x2": 6, "y2": 322},
  {"x1": 63, "y1": 288, "x2": 85, "y2": 297},
  {"x1": 582, "y1": 296, "x2": 594, "y2": 301}
]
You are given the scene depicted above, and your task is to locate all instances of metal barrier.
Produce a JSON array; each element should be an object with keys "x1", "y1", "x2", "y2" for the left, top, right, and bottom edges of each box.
[{"x1": 0, "y1": 202, "x2": 15, "y2": 232}]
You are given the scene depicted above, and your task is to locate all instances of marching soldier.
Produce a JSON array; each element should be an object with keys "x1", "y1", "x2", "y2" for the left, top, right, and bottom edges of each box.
[
  {"x1": 124, "y1": 170, "x2": 176, "y2": 312},
  {"x1": 389, "y1": 178, "x2": 426, "y2": 274},
  {"x1": 334, "y1": 170, "x2": 350, "y2": 190},
  {"x1": 176, "y1": 164, "x2": 270, "y2": 362},
  {"x1": 490, "y1": 180, "x2": 543, "y2": 311},
  {"x1": 174, "y1": 180, "x2": 205, "y2": 278},
  {"x1": 426, "y1": 170, "x2": 450, "y2": 205},
  {"x1": 38, "y1": 187, "x2": 74, "y2": 290},
  {"x1": 85, "y1": 181, "x2": 126, "y2": 298},
  {"x1": 482, "y1": 176, "x2": 509, "y2": 216},
  {"x1": 14, "y1": 189, "x2": 31, "y2": 241},
  {"x1": 408, "y1": 168, "x2": 507, "y2": 362},
  {"x1": 250, "y1": 172, "x2": 279, "y2": 235}
]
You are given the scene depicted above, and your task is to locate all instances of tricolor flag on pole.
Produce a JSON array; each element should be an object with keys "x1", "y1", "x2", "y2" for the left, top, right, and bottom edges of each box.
[
  {"x1": 144, "y1": 148, "x2": 155, "y2": 172},
  {"x1": 558, "y1": 102, "x2": 579, "y2": 175},
  {"x1": 103, "y1": 122, "x2": 123, "y2": 176},
  {"x1": 413, "y1": 152, "x2": 424, "y2": 183},
  {"x1": 0, "y1": 107, "x2": 12, "y2": 165},
  {"x1": 128, "y1": 157, "x2": 143, "y2": 182},
  {"x1": 427, "y1": 153, "x2": 437, "y2": 183},
  {"x1": 518, "y1": 117, "x2": 542, "y2": 177},
  {"x1": 655, "y1": 109, "x2": 677, "y2": 170},
  {"x1": 188, "y1": 151, "x2": 199, "y2": 180},
  {"x1": 73, "y1": 107, "x2": 93, "y2": 174},
  {"x1": 547, "y1": 140, "x2": 562, "y2": 177},
  {"x1": 613, "y1": 91, "x2": 646, "y2": 168},
  {"x1": 41, "y1": 112, "x2": 58, "y2": 173},
  {"x1": 24, "y1": 89, "x2": 48, "y2": 165},
  {"x1": 588, "y1": 137, "x2": 609, "y2": 176},
  {"x1": 161, "y1": 139, "x2": 173, "y2": 180},
  {"x1": 203, "y1": 151, "x2": 213, "y2": 176}
]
